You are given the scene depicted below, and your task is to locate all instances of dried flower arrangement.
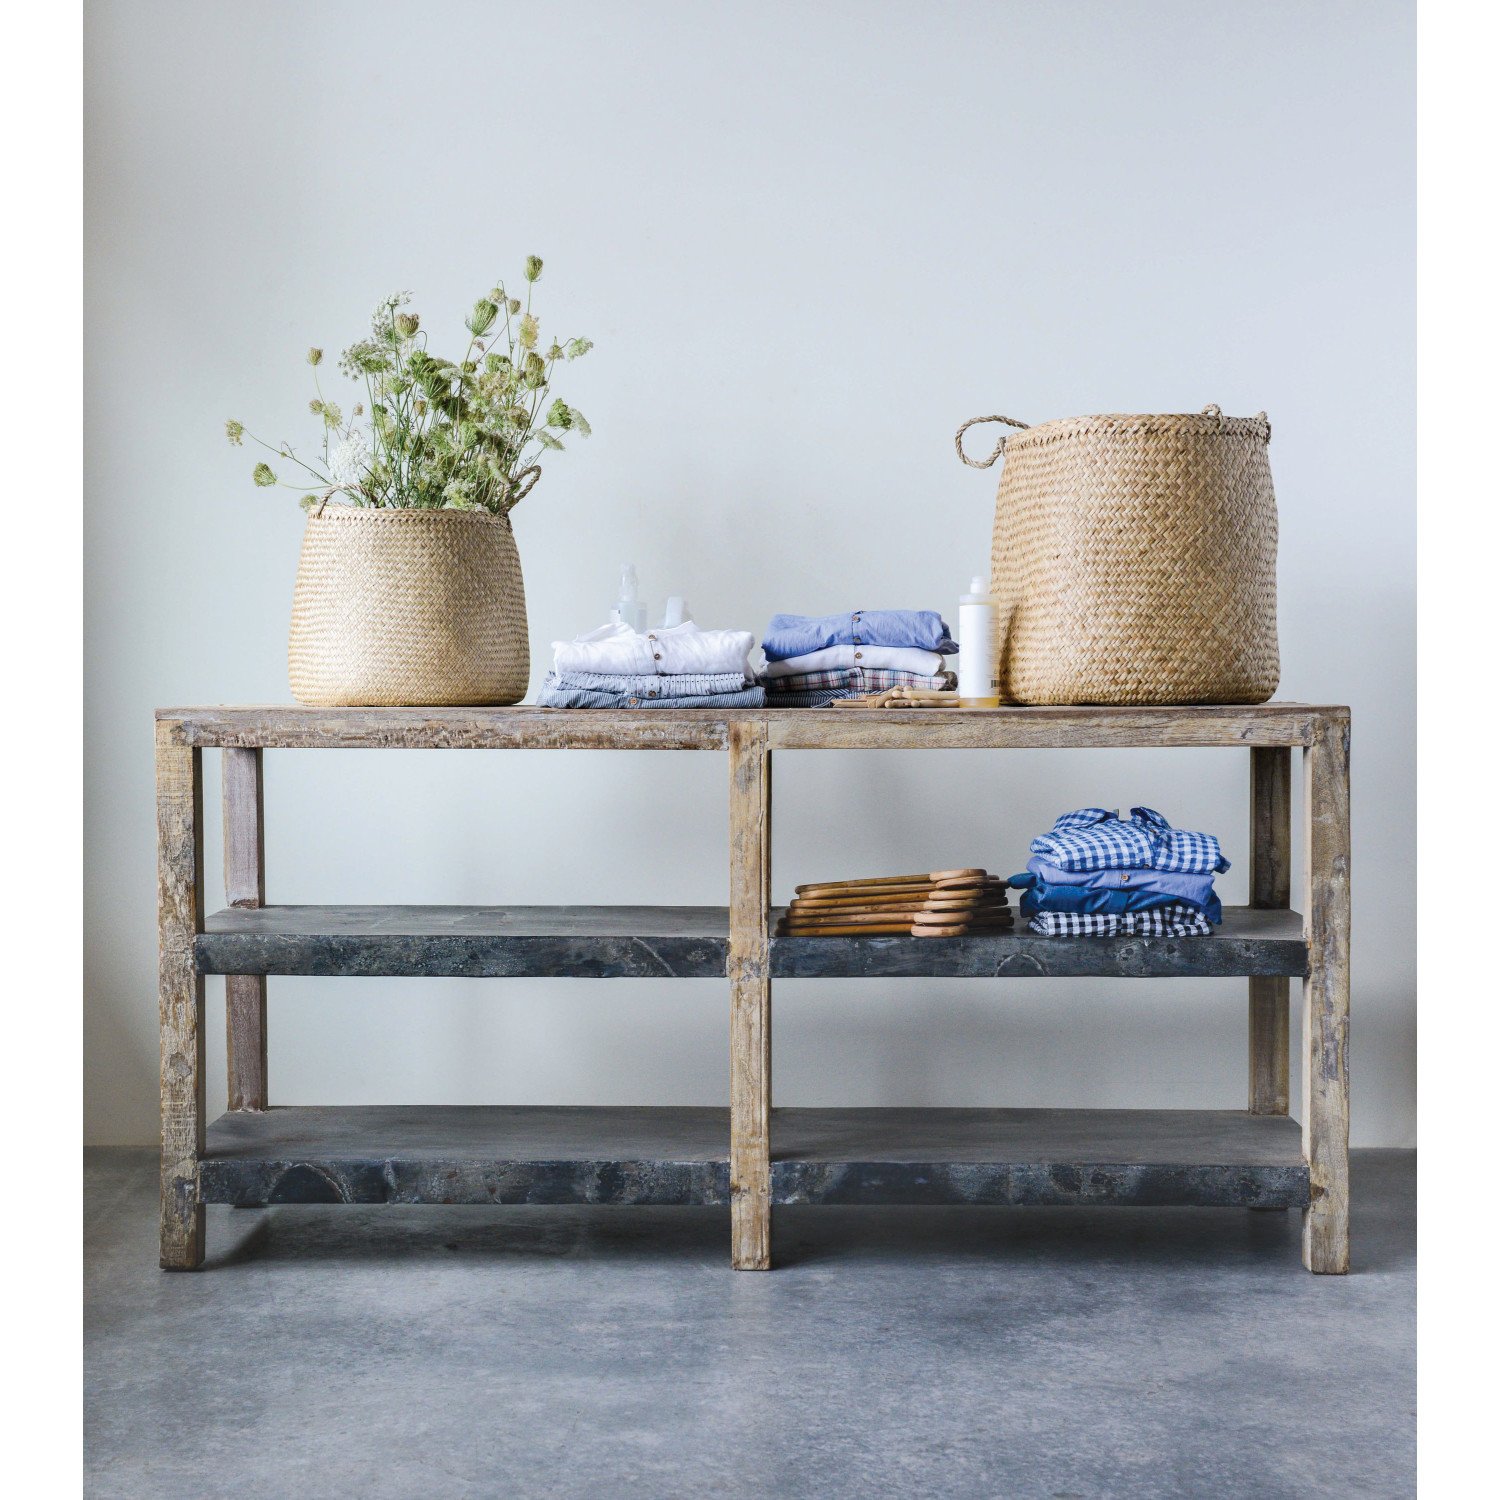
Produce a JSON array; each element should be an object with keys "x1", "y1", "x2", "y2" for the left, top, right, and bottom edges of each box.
[{"x1": 226, "y1": 257, "x2": 592, "y2": 514}]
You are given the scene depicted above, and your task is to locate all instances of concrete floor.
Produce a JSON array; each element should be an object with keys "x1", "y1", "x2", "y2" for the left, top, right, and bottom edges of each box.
[{"x1": 85, "y1": 1149, "x2": 1415, "y2": 1500}]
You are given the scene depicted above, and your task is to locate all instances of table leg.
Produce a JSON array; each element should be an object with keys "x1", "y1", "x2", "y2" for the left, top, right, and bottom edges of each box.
[
  {"x1": 223, "y1": 747, "x2": 267, "y2": 1111},
  {"x1": 728, "y1": 720, "x2": 771, "y2": 1269},
  {"x1": 1249, "y1": 747, "x2": 1291, "y2": 1115},
  {"x1": 157, "y1": 721, "x2": 205, "y2": 1269},
  {"x1": 1302, "y1": 712, "x2": 1351, "y2": 1273}
]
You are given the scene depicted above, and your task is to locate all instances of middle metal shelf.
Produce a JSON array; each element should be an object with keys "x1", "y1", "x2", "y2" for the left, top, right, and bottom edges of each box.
[{"x1": 197, "y1": 904, "x2": 1308, "y2": 980}]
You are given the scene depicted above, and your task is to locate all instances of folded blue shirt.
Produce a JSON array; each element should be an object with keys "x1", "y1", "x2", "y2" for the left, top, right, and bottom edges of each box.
[
  {"x1": 762, "y1": 610, "x2": 957, "y2": 662},
  {"x1": 1009, "y1": 871, "x2": 1223, "y2": 924},
  {"x1": 536, "y1": 674, "x2": 765, "y2": 709},
  {"x1": 1026, "y1": 857, "x2": 1219, "y2": 908}
]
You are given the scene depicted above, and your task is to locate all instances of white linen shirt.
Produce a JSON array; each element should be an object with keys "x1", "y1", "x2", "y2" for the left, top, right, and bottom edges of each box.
[{"x1": 553, "y1": 621, "x2": 755, "y2": 678}]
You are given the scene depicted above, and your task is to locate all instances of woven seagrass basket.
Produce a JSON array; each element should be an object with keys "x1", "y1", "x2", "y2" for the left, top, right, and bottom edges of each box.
[
  {"x1": 955, "y1": 404, "x2": 1280, "y2": 705},
  {"x1": 288, "y1": 508, "x2": 529, "y2": 706}
]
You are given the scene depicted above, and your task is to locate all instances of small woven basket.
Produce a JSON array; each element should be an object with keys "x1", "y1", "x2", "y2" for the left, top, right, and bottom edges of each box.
[
  {"x1": 956, "y1": 405, "x2": 1280, "y2": 705},
  {"x1": 288, "y1": 508, "x2": 529, "y2": 706}
]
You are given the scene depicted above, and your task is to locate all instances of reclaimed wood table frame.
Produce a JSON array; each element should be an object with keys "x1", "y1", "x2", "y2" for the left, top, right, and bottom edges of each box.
[{"x1": 155, "y1": 702, "x2": 1350, "y2": 1274}]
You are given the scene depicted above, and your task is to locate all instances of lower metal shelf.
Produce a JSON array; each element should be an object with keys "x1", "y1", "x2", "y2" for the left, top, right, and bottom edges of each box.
[{"x1": 199, "y1": 1105, "x2": 1309, "y2": 1210}]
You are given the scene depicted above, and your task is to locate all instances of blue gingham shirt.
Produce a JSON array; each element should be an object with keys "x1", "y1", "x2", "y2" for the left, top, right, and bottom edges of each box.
[
  {"x1": 1029, "y1": 807, "x2": 1229, "y2": 875},
  {"x1": 762, "y1": 610, "x2": 957, "y2": 662},
  {"x1": 1027, "y1": 904, "x2": 1215, "y2": 938}
]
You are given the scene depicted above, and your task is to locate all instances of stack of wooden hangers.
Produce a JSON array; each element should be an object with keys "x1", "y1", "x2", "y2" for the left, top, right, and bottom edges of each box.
[{"x1": 776, "y1": 869, "x2": 1012, "y2": 937}]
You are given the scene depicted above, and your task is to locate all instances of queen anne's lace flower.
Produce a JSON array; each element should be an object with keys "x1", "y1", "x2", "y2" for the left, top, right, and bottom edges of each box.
[
  {"x1": 227, "y1": 262, "x2": 590, "y2": 514},
  {"x1": 329, "y1": 429, "x2": 369, "y2": 486},
  {"x1": 370, "y1": 291, "x2": 412, "y2": 337}
]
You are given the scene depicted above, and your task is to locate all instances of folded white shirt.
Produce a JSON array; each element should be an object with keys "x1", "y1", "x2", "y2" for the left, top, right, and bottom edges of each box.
[
  {"x1": 553, "y1": 621, "x2": 755, "y2": 678},
  {"x1": 759, "y1": 642, "x2": 948, "y2": 679}
]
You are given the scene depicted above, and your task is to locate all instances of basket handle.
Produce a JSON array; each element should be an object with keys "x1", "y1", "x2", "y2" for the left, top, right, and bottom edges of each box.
[
  {"x1": 508, "y1": 464, "x2": 542, "y2": 508},
  {"x1": 1202, "y1": 403, "x2": 1272, "y2": 440},
  {"x1": 955, "y1": 414, "x2": 1030, "y2": 469}
]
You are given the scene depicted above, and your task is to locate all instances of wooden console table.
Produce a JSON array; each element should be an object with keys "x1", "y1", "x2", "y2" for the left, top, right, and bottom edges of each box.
[{"x1": 155, "y1": 702, "x2": 1350, "y2": 1274}]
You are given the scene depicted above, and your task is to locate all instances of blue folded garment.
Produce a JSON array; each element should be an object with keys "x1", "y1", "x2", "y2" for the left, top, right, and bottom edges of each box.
[
  {"x1": 1025, "y1": 857, "x2": 1219, "y2": 909},
  {"x1": 1009, "y1": 871, "x2": 1223, "y2": 924},
  {"x1": 554, "y1": 669, "x2": 750, "y2": 698},
  {"x1": 536, "y1": 673, "x2": 765, "y2": 709},
  {"x1": 1029, "y1": 807, "x2": 1229, "y2": 876},
  {"x1": 762, "y1": 610, "x2": 957, "y2": 662}
]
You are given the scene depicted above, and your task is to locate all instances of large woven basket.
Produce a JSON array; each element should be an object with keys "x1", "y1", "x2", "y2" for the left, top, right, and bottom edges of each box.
[
  {"x1": 956, "y1": 405, "x2": 1280, "y2": 705},
  {"x1": 288, "y1": 508, "x2": 529, "y2": 706}
]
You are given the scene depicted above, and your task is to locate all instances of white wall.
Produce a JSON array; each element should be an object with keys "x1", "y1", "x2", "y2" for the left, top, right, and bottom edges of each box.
[{"x1": 83, "y1": 0, "x2": 1414, "y2": 1146}]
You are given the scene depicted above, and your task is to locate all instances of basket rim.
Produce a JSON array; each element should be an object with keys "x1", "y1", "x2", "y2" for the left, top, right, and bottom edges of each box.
[
  {"x1": 1003, "y1": 410, "x2": 1270, "y2": 450},
  {"x1": 304, "y1": 505, "x2": 512, "y2": 527}
]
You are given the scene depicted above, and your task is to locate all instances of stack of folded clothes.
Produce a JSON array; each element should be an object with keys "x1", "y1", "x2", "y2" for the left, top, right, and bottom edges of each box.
[
  {"x1": 758, "y1": 610, "x2": 958, "y2": 706},
  {"x1": 1009, "y1": 806, "x2": 1227, "y2": 937},
  {"x1": 539, "y1": 621, "x2": 764, "y2": 707}
]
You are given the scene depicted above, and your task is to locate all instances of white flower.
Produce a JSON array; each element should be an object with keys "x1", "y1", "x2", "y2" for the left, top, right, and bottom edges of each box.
[
  {"x1": 329, "y1": 429, "x2": 369, "y2": 485},
  {"x1": 370, "y1": 290, "x2": 411, "y2": 337}
]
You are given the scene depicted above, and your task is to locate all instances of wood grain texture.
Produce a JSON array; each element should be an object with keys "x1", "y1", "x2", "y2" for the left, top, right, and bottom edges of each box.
[
  {"x1": 222, "y1": 747, "x2": 267, "y2": 1111},
  {"x1": 157, "y1": 721, "x2": 205, "y2": 1269},
  {"x1": 728, "y1": 720, "x2": 772, "y2": 1269},
  {"x1": 765, "y1": 703, "x2": 1326, "y2": 751},
  {"x1": 1301, "y1": 711, "x2": 1352, "y2": 1272},
  {"x1": 159, "y1": 705, "x2": 731, "y2": 751},
  {"x1": 1249, "y1": 746, "x2": 1292, "y2": 1115},
  {"x1": 157, "y1": 702, "x2": 1337, "y2": 752}
]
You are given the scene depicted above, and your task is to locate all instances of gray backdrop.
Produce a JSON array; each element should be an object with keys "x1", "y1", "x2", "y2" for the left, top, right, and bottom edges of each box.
[{"x1": 84, "y1": 0, "x2": 1414, "y2": 1144}]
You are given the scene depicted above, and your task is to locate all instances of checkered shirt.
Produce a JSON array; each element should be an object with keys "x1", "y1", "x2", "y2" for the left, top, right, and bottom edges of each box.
[
  {"x1": 763, "y1": 667, "x2": 956, "y2": 694},
  {"x1": 1027, "y1": 903, "x2": 1215, "y2": 938},
  {"x1": 1029, "y1": 806, "x2": 1229, "y2": 875}
]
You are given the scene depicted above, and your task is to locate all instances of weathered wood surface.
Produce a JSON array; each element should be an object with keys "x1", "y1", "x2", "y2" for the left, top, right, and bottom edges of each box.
[
  {"x1": 201, "y1": 1105, "x2": 732, "y2": 1206},
  {"x1": 772, "y1": 906, "x2": 1307, "y2": 978},
  {"x1": 222, "y1": 746, "x2": 268, "y2": 1111},
  {"x1": 1302, "y1": 710, "x2": 1352, "y2": 1272},
  {"x1": 157, "y1": 702, "x2": 1338, "y2": 752},
  {"x1": 765, "y1": 703, "x2": 1326, "y2": 750},
  {"x1": 159, "y1": 707, "x2": 730, "y2": 751},
  {"x1": 198, "y1": 1104, "x2": 1307, "y2": 1211},
  {"x1": 198, "y1": 906, "x2": 730, "y2": 978},
  {"x1": 771, "y1": 1107, "x2": 1309, "y2": 1207},
  {"x1": 728, "y1": 720, "x2": 772, "y2": 1270},
  {"x1": 1249, "y1": 746, "x2": 1292, "y2": 1114},
  {"x1": 157, "y1": 723, "x2": 205, "y2": 1269}
]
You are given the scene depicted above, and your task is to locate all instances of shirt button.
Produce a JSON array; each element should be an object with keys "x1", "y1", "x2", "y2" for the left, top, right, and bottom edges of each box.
[
  {"x1": 654, "y1": 653, "x2": 662, "y2": 660},
  {"x1": 854, "y1": 651, "x2": 862, "y2": 659}
]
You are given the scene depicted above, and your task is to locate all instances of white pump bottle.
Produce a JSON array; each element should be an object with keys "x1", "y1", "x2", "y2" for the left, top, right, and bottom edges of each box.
[{"x1": 958, "y1": 576, "x2": 1001, "y2": 707}]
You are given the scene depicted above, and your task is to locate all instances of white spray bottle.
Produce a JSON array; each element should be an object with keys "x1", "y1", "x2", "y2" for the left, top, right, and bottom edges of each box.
[{"x1": 611, "y1": 564, "x2": 648, "y2": 633}]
